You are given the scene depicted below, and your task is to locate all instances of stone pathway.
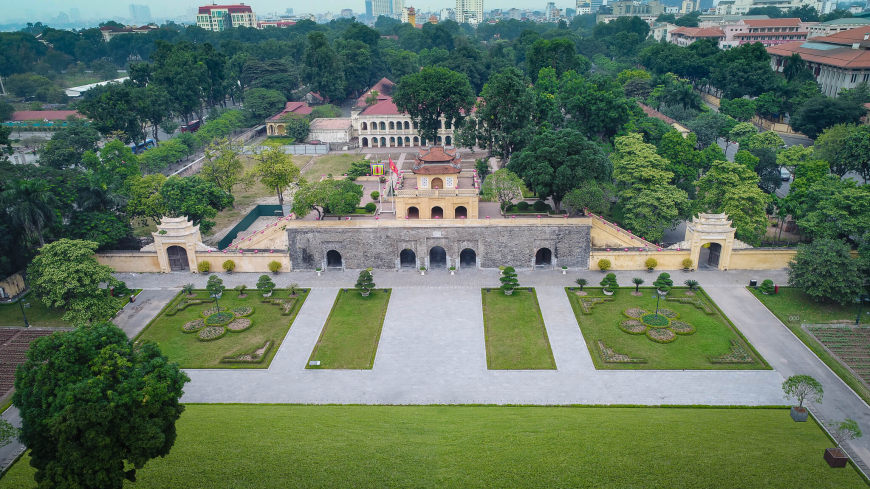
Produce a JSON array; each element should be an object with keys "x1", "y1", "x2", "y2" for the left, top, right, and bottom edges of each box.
[
  {"x1": 114, "y1": 289, "x2": 179, "y2": 338},
  {"x1": 180, "y1": 287, "x2": 785, "y2": 406},
  {"x1": 706, "y1": 287, "x2": 870, "y2": 475}
]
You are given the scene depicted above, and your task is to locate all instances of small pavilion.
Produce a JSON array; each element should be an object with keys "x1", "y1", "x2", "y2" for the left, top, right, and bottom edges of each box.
[{"x1": 394, "y1": 146, "x2": 479, "y2": 220}]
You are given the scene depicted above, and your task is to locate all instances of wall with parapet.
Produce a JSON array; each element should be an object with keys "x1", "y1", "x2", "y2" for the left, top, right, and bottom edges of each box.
[
  {"x1": 194, "y1": 251, "x2": 291, "y2": 273},
  {"x1": 96, "y1": 252, "x2": 162, "y2": 272},
  {"x1": 590, "y1": 250, "x2": 692, "y2": 271}
]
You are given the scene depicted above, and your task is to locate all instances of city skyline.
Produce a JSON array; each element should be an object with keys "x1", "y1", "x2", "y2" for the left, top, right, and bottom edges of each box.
[{"x1": 2, "y1": 0, "x2": 594, "y2": 23}]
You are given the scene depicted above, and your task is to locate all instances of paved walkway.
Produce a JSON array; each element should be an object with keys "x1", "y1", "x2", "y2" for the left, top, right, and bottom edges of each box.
[
  {"x1": 180, "y1": 287, "x2": 785, "y2": 405},
  {"x1": 706, "y1": 287, "x2": 870, "y2": 473},
  {"x1": 114, "y1": 289, "x2": 179, "y2": 338}
]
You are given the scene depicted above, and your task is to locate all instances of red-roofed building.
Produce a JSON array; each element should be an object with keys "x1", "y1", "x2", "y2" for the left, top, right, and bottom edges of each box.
[
  {"x1": 196, "y1": 4, "x2": 257, "y2": 31},
  {"x1": 257, "y1": 20, "x2": 295, "y2": 29},
  {"x1": 10, "y1": 110, "x2": 85, "y2": 122},
  {"x1": 720, "y1": 18, "x2": 816, "y2": 49},
  {"x1": 669, "y1": 27, "x2": 725, "y2": 47},
  {"x1": 99, "y1": 25, "x2": 159, "y2": 42},
  {"x1": 393, "y1": 145, "x2": 479, "y2": 220},
  {"x1": 265, "y1": 102, "x2": 313, "y2": 136}
]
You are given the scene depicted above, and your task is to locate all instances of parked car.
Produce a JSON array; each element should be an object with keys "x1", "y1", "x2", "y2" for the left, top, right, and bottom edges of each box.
[{"x1": 780, "y1": 168, "x2": 791, "y2": 181}]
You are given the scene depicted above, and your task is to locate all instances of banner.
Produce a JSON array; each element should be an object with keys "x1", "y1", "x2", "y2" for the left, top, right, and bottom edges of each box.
[{"x1": 370, "y1": 162, "x2": 384, "y2": 176}]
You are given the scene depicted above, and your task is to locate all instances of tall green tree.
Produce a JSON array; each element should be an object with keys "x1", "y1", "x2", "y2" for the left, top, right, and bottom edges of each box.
[
  {"x1": 526, "y1": 38, "x2": 589, "y2": 82},
  {"x1": 481, "y1": 169, "x2": 524, "y2": 217},
  {"x1": 201, "y1": 138, "x2": 244, "y2": 198},
  {"x1": 244, "y1": 146, "x2": 301, "y2": 206},
  {"x1": 787, "y1": 239, "x2": 865, "y2": 304},
  {"x1": 791, "y1": 97, "x2": 865, "y2": 139},
  {"x1": 611, "y1": 133, "x2": 689, "y2": 243},
  {"x1": 14, "y1": 322, "x2": 189, "y2": 489},
  {"x1": 26, "y1": 239, "x2": 119, "y2": 324},
  {"x1": 393, "y1": 67, "x2": 476, "y2": 145},
  {"x1": 303, "y1": 32, "x2": 346, "y2": 102},
  {"x1": 814, "y1": 123, "x2": 858, "y2": 177},
  {"x1": 474, "y1": 67, "x2": 536, "y2": 161},
  {"x1": 0, "y1": 178, "x2": 58, "y2": 247},
  {"x1": 559, "y1": 73, "x2": 635, "y2": 140},
  {"x1": 38, "y1": 116, "x2": 101, "y2": 170},
  {"x1": 243, "y1": 88, "x2": 287, "y2": 121},
  {"x1": 508, "y1": 129, "x2": 612, "y2": 210},
  {"x1": 159, "y1": 176, "x2": 233, "y2": 233},
  {"x1": 695, "y1": 159, "x2": 770, "y2": 245}
]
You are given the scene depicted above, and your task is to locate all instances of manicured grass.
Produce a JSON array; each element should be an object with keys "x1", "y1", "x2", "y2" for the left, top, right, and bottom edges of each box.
[
  {"x1": 0, "y1": 290, "x2": 140, "y2": 328},
  {"x1": 307, "y1": 289, "x2": 391, "y2": 369},
  {"x1": 302, "y1": 153, "x2": 358, "y2": 179},
  {"x1": 751, "y1": 287, "x2": 870, "y2": 405},
  {"x1": 135, "y1": 289, "x2": 308, "y2": 369},
  {"x1": 481, "y1": 289, "x2": 556, "y2": 370},
  {"x1": 567, "y1": 287, "x2": 766, "y2": 370},
  {"x1": 1, "y1": 405, "x2": 866, "y2": 488}
]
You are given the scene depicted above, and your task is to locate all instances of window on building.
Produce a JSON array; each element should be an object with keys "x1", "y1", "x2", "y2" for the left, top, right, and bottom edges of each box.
[
  {"x1": 852, "y1": 74, "x2": 859, "y2": 83},
  {"x1": 863, "y1": 73, "x2": 869, "y2": 82}
]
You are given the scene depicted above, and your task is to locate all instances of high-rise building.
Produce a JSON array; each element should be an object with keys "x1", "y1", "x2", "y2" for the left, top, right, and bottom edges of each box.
[
  {"x1": 589, "y1": 0, "x2": 603, "y2": 14},
  {"x1": 286, "y1": 8, "x2": 294, "y2": 15},
  {"x1": 441, "y1": 8, "x2": 455, "y2": 20},
  {"x1": 56, "y1": 11, "x2": 70, "y2": 23},
  {"x1": 393, "y1": 0, "x2": 405, "y2": 16},
  {"x1": 372, "y1": 0, "x2": 392, "y2": 17},
  {"x1": 341, "y1": 9, "x2": 354, "y2": 17},
  {"x1": 196, "y1": 4, "x2": 257, "y2": 31},
  {"x1": 365, "y1": 0, "x2": 374, "y2": 19},
  {"x1": 69, "y1": 8, "x2": 80, "y2": 21},
  {"x1": 456, "y1": 0, "x2": 483, "y2": 24},
  {"x1": 129, "y1": 4, "x2": 152, "y2": 24}
]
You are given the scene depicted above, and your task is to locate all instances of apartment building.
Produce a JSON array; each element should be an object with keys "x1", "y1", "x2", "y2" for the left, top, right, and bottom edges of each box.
[
  {"x1": 768, "y1": 29, "x2": 870, "y2": 97},
  {"x1": 719, "y1": 18, "x2": 815, "y2": 49},
  {"x1": 196, "y1": 4, "x2": 257, "y2": 31}
]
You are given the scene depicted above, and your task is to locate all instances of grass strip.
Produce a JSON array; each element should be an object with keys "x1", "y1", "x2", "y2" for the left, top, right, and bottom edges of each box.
[
  {"x1": 481, "y1": 288, "x2": 556, "y2": 370},
  {"x1": 307, "y1": 289, "x2": 391, "y2": 369}
]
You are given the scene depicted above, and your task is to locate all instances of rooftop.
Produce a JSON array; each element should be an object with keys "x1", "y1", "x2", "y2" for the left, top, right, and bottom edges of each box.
[
  {"x1": 64, "y1": 77, "x2": 129, "y2": 97},
  {"x1": 266, "y1": 102, "x2": 312, "y2": 121},
  {"x1": 766, "y1": 30, "x2": 870, "y2": 69},
  {"x1": 412, "y1": 146, "x2": 462, "y2": 174},
  {"x1": 309, "y1": 118, "x2": 353, "y2": 130},
  {"x1": 743, "y1": 18, "x2": 803, "y2": 27},
  {"x1": 10, "y1": 110, "x2": 84, "y2": 122},
  {"x1": 356, "y1": 78, "x2": 396, "y2": 108},
  {"x1": 671, "y1": 27, "x2": 725, "y2": 37},
  {"x1": 359, "y1": 95, "x2": 402, "y2": 116}
]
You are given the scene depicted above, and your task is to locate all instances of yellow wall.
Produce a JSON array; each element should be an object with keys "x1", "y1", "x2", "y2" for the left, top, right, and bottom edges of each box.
[
  {"x1": 590, "y1": 250, "x2": 692, "y2": 271},
  {"x1": 194, "y1": 251, "x2": 292, "y2": 273},
  {"x1": 96, "y1": 252, "x2": 162, "y2": 272},
  {"x1": 395, "y1": 195, "x2": 478, "y2": 219},
  {"x1": 729, "y1": 249, "x2": 798, "y2": 270},
  {"x1": 0, "y1": 272, "x2": 26, "y2": 298},
  {"x1": 589, "y1": 218, "x2": 656, "y2": 248}
]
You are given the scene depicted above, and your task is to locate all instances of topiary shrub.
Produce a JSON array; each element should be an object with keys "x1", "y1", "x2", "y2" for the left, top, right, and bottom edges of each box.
[
  {"x1": 197, "y1": 261, "x2": 211, "y2": 273},
  {"x1": 268, "y1": 260, "x2": 282, "y2": 273},
  {"x1": 653, "y1": 272, "x2": 673, "y2": 293},
  {"x1": 682, "y1": 258, "x2": 693, "y2": 270},
  {"x1": 500, "y1": 266, "x2": 519, "y2": 295},
  {"x1": 645, "y1": 257, "x2": 658, "y2": 270},
  {"x1": 600, "y1": 273, "x2": 619, "y2": 293},
  {"x1": 759, "y1": 279, "x2": 775, "y2": 294},
  {"x1": 533, "y1": 200, "x2": 547, "y2": 212},
  {"x1": 517, "y1": 201, "x2": 530, "y2": 211},
  {"x1": 598, "y1": 259, "x2": 611, "y2": 271},
  {"x1": 222, "y1": 260, "x2": 236, "y2": 272},
  {"x1": 370, "y1": 191, "x2": 380, "y2": 200},
  {"x1": 364, "y1": 202, "x2": 377, "y2": 213}
]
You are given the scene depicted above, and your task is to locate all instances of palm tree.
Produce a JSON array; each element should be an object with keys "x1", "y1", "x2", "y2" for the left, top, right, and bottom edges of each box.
[
  {"x1": 632, "y1": 277, "x2": 644, "y2": 292},
  {"x1": 575, "y1": 278, "x2": 587, "y2": 291},
  {"x1": 783, "y1": 53, "x2": 806, "y2": 82},
  {"x1": 0, "y1": 179, "x2": 58, "y2": 247},
  {"x1": 79, "y1": 184, "x2": 127, "y2": 212}
]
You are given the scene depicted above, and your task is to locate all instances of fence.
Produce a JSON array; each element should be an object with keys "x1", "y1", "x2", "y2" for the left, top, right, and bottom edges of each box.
[
  {"x1": 242, "y1": 144, "x2": 329, "y2": 155},
  {"x1": 217, "y1": 204, "x2": 285, "y2": 250}
]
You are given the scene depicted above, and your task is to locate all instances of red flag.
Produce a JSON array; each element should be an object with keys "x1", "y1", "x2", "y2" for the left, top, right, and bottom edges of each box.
[{"x1": 389, "y1": 158, "x2": 399, "y2": 175}]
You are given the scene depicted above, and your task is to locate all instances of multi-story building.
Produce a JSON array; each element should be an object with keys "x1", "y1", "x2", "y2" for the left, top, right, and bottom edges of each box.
[
  {"x1": 341, "y1": 9, "x2": 354, "y2": 17},
  {"x1": 597, "y1": 0, "x2": 666, "y2": 22},
  {"x1": 719, "y1": 18, "x2": 815, "y2": 49},
  {"x1": 99, "y1": 24, "x2": 159, "y2": 42},
  {"x1": 715, "y1": 0, "x2": 822, "y2": 15},
  {"x1": 393, "y1": 0, "x2": 405, "y2": 17},
  {"x1": 372, "y1": 0, "x2": 393, "y2": 17},
  {"x1": 669, "y1": 26, "x2": 725, "y2": 46},
  {"x1": 651, "y1": 22, "x2": 677, "y2": 42},
  {"x1": 456, "y1": 0, "x2": 483, "y2": 25},
  {"x1": 576, "y1": 3, "x2": 592, "y2": 14},
  {"x1": 441, "y1": 8, "x2": 455, "y2": 20},
  {"x1": 808, "y1": 17, "x2": 870, "y2": 38},
  {"x1": 196, "y1": 4, "x2": 257, "y2": 31},
  {"x1": 768, "y1": 29, "x2": 870, "y2": 97},
  {"x1": 129, "y1": 4, "x2": 151, "y2": 23}
]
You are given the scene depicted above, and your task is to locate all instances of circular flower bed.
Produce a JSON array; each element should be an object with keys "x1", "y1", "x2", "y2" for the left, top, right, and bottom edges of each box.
[
  {"x1": 624, "y1": 308, "x2": 648, "y2": 319},
  {"x1": 232, "y1": 306, "x2": 253, "y2": 317},
  {"x1": 227, "y1": 318, "x2": 252, "y2": 332},
  {"x1": 619, "y1": 319, "x2": 647, "y2": 334},
  {"x1": 646, "y1": 327, "x2": 676, "y2": 343},
  {"x1": 198, "y1": 326, "x2": 227, "y2": 341},
  {"x1": 658, "y1": 308, "x2": 679, "y2": 319},
  {"x1": 201, "y1": 306, "x2": 226, "y2": 318},
  {"x1": 182, "y1": 319, "x2": 205, "y2": 333},
  {"x1": 641, "y1": 313, "x2": 670, "y2": 328},
  {"x1": 205, "y1": 312, "x2": 234, "y2": 326},
  {"x1": 670, "y1": 320, "x2": 696, "y2": 335}
]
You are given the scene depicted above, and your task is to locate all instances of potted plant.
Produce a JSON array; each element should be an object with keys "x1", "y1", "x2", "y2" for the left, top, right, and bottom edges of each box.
[
  {"x1": 782, "y1": 375, "x2": 823, "y2": 422},
  {"x1": 598, "y1": 259, "x2": 611, "y2": 273},
  {"x1": 356, "y1": 270, "x2": 376, "y2": 297},
  {"x1": 684, "y1": 279, "x2": 699, "y2": 295},
  {"x1": 268, "y1": 260, "x2": 282, "y2": 274},
  {"x1": 600, "y1": 273, "x2": 618, "y2": 296},
  {"x1": 632, "y1": 277, "x2": 644, "y2": 296},
  {"x1": 498, "y1": 265, "x2": 506, "y2": 275},
  {"x1": 420, "y1": 266, "x2": 426, "y2": 276},
  {"x1": 257, "y1": 275, "x2": 276, "y2": 298},
  {"x1": 561, "y1": 265, "x2": 568, "y2": 275},
  {"x1": 759, "y1": 279, "x2": 775, "y2": 295},
  {"x1": 824, "y1": 418, "x2": 862, "y2": 468},
  {"x1": 182, "y1": 283, "x2": 196, "y2": 297},
  {"x1": 575, "y1": 278, "x2": 588, "y2": 295},
  {"x1": 197, "y1": 261, "x2": 211, "y2": 275},
  {"x1": 645, "y1": 257, "x2": 658, "y2": 272},
  {"x1": 449, "y1": 266, "x2": 456, "y2": 275},
  {"x1": 223, "y1": 259, "x2": 236, "y2": 274},
  {"x1": 234, "y1": 284, "x2": 247, "y2": 298},
  {"x1": 682, "y1": 258, "x2": 693, "y2": 272},
  {"x1": 652, "y1": 273, "x2": 673, "y2": 295},
  {"x1": 500, "y1": 266, "x2": 519, "y2": 295},
  {"x1": 316, "y1": 267, "x2": 322, "y2": 276},
  {"x1": 289, "y1": 283, "x2": 299, "y2": 297},
  {"x1": 371, "y1": 191, "x2": 380, "y2": 201}
]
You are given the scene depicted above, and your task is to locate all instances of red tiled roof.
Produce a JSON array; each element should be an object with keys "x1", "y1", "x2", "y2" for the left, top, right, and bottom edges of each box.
[
  {"x1": 266, "y1": 102, "x2": 312, "y2": 122},
  {"x1": 671, "y1": 27, "x2": 724, "y2": 38},
  {"x1": 636, "y1": 102, "x2": 676, "y2": 126},
  {"x1": 11, "y1": 110, "x2": 84, "y2": 121},
  {"x1": 359, "y1": 96, "x2": 401, "y2": 116},
  {"x1": 414, "y1": 164, "x2": 462, "y2": 175},
  {"x1": 810, "y1": 28, "x2": 870, "y2": 46},
  {"x1": 744, "y1": 18, "x2": 802, "y2": 27},
  {"x1": 356, "y1": 78, "x2": 396, "y2": 108},
  {"x1": 413, "y1": 146, "x2": 462, "y2": 174},
  {"x1": 767, "y1": 40, "x2": 870, "y2": 69}
]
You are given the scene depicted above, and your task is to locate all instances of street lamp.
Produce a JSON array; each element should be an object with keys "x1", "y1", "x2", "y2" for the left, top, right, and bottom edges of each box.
[
  {"x1": 856, "y1": 294, "x2": 870, "y2": 326},
  {"x1": 650, "y1": 289, "x2": 668, "y2": 319},
  {"x1": 19, "y1": 299, "x2": 30, "y2": 328}
]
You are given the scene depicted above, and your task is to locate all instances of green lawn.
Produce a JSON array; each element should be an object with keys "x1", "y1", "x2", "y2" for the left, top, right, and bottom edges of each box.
[
  {"x1": 751, "y1": 287, "x2": 870, "y2": 405},
  {"x1": 1, "y1": 405, "x2": 865, "y2": 488},
  {"x1": 481, "y1": 289, "x2": 556, "y2": 370},
  {"x1": 0, "y1": 291, "x2": 140, "y2": 328},
  {"x1": 135, "y1": 288, "x2": 308, "y2": 369},
  {"x1": 307, "y1": 289, "x2": 391, "y2": 369},
  {"x1": 567, "y1": 287, "x2": 767, "y2": 370},
  {"x1": 303, "y1": 154, "x2": 359, "y2": 179}
]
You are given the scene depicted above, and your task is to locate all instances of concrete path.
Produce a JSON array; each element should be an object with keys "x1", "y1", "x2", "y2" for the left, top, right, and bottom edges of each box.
[
  {"x1": 181, "y1": 287, "x2": 785, "y2": 406},
  {"x1": 0, "y1": 407, "x2": 23, "y2": 474},
  {"x1": 706, "y1": 287, "x2": 870, "y2": 473},
  {"x1": 113, "y1": 289, "x2": 179, "y2": 339}
]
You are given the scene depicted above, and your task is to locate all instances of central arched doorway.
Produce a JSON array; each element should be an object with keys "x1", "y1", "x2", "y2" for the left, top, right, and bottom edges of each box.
[
  {"x1": 431, "y1": 177, "x2": 444, "y2": 189},
  {"x1": 407, "y1": 206, "x2": 419, "y2": 219},
  {"x1": 326, "y1": 250, "x2": 342, "y2": 268},
  {"x1": 455, "y1": 206, "x2": 467, "y2": 219},
  {"x1": 460, "y1": 248, "x2": 476, "y2": 268},
  {"x1": 400, "y1": 249, "x2": 416, "y2": 269},
  {"x1": 167, "y1": 245, "x2": 189, "y2": 271},
  {"x1": 707, "y1": 243, "x2": 722, "y2": 267},
  {"x1": 431, "y1": 206, "x2": 443, "y2": 219},
  {"x1": 429, "y1": 246, "x2": 446, "y2": 268},
  {"x1": 535, "y1": 248, "x2": 552, "y2": 267}
]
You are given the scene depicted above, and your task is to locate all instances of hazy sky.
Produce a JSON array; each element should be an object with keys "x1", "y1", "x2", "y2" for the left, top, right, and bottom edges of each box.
[{"x1": 5, "y1": 0, "x2": 577, "y2": 22}]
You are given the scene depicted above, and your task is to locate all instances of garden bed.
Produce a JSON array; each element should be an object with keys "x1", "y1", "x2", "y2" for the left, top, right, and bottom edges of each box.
[
  {"x1": 135, "y1": 289, "x2": 308, "y2": 369},
  {"x1": 566, "y1": 287, "x2": 766, "y2": 370},
  {"x1": 0, "y1": 290, "x2": 141, "y2": 327},
  {"x1": 481, "y1": 288, "x2": 556, "y2": 370},
  {"x1": 307, "y1": 289, "x2": 391, "y2": 369}
]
